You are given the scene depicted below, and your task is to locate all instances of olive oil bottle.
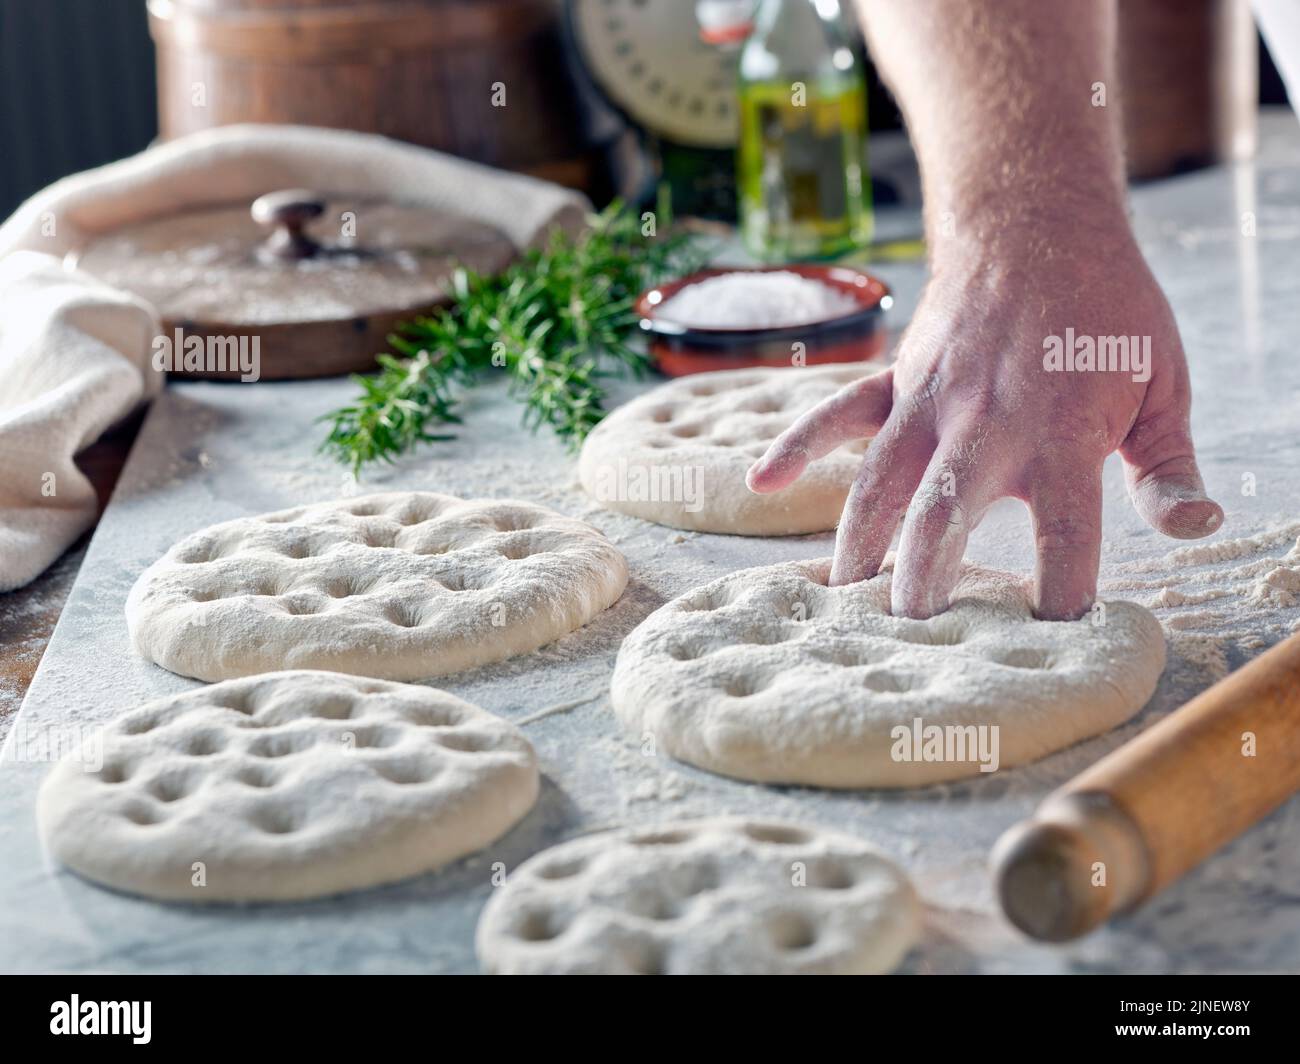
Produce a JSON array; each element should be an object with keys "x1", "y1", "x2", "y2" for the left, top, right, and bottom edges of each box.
[{"x1": 737, "y1": 0, "x2": 871, "y2": 260}]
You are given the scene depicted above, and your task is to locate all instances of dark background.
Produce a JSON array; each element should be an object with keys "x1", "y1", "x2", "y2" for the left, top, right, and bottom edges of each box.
[
  {"x1": 0, "y1": 1, "x2": 156, "y2": 219},
  {"x1": 0, "y1": 0, "x2": 1290, "y2": 220}
]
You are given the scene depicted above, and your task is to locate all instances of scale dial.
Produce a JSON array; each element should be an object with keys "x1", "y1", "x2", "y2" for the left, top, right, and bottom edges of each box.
[{"x1": 569, "y1": 0, "x2": 741, "y2": 148}]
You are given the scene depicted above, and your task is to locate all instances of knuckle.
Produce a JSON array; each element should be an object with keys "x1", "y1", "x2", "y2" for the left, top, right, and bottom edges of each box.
[
  {"x1": 1035, "y1": 513, "x2": 1097, "y2": 554},
  {"x1": 850, "y1": 463, "x2": 893, "y2": 500},
  {"x1": 914, "y1": 370, "x2": 942, "y2": 405},
  {"x1": 1032, "y1": 431, "x2": 1108, "y2": 475},
  {"x1": 1129, "y1": 422, "x2": 1194, "y2": 469},
  {"x1": 908, "y1": 488, "x2": 966, "y2": 530},
  {"x1": 956, "y1": 386, "x2": 1003, "y2": 424},
  {"x1": 851, "y1": 458, "x2": 916, "y2": 510}
]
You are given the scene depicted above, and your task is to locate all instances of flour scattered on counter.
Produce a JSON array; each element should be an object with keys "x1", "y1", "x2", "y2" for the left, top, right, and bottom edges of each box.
[
  {"x1": 1165, "y1": 632, "x2": 1230, "y2": 682},
  {"x1": 0, "y1": 544, "x2": 88, "y2": 744},
  {"x1": 1163, "y1": 610, "x2": 1224, "y2": 630},
  {"x1": 1247, "y1": 562, "x2": 1300, "y2": 608},
  {"x1": 515, "y1": 691, "x2": 604, "y2": 727},
  {"x1": 1106, "y1": 519, "x2": 1300, "y2": 660},
  {"x1": 1224, "y1": 631, "x2": 1271, "y2": 651},
  {"x1": 1146, "y1": 587, "x2": 1232, "y2": 608},
  {"x1": 596, "y1": 736, "x2": 693, "y2": 806},
  {"x1": 1162, "y1": 520, "x2": 1300, "y2": 566},
  {"x1": 1105, "y1": 573, "x2": 1183, "y2": 592}
]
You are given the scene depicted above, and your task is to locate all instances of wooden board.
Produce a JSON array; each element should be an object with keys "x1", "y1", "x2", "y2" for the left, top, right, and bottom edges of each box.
[{"x1": 72, "y1": 200, "x2": 516, "y2": 380}]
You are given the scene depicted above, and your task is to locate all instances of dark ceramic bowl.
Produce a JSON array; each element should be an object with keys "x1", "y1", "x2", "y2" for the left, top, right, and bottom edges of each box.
[{"x1": 637, "y1": 264, "x2": 892, "y2": 377}]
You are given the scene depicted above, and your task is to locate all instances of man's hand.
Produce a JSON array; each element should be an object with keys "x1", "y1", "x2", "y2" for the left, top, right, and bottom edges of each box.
[
  {"x1": 747, "y1": 232, "x2": 1222, "y2": 621},
  {"x1": 747, "y1": 0, "x2": 1223, "y2": 621}
]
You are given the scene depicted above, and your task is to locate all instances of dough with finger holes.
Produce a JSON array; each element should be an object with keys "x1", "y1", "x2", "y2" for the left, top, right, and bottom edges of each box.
[
  {"x1": 126, "y1": 492, "x2": 628, "y2": 682},
  {"x1": 36, "y1": 670, "x2": 540, "y2": 901},
  {"x1": 578, "y1": 364, "x2": 882, "y2": 534},
  {"x1": 475, "y1": 816, "x2": 921, "y2": 975},
  {"x1": 611, "y1": 559, "x2": 1166, "y2": 787}
]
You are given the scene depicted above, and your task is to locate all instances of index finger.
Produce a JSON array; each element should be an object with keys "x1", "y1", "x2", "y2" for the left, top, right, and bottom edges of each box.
[
  {"x1": 746, "y1": 369, "x2": 894, "y2": 494},
  {"x1": 1030, "y1": 461, "x2": 1104, "y2": 621}
]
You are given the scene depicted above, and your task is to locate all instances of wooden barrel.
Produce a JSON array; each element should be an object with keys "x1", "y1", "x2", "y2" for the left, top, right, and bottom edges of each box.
[
  {"x1": 1117, "y1": 0, "x2": 1258, "y2": 180},
  {"x1": 147, "y1": 0, "x2": 599, "y2": 191}
]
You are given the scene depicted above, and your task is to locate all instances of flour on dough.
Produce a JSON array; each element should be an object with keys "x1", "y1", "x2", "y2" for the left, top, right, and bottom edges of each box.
[
  {"x1": 578, "y1": 364, "x2": 881, "y2": 534},
  {"x1": 611, "y1": 560, "x2": 1166, "y2": 787},
  {"x1": 37, "y1": 671, "x2": 539, "y2": 902},
  {"x1": 126, "y1": 492, "x2": 628, "y2": 682},
  {"x1": 476, "y1": 817, "x2": 920, "y2": 974}
]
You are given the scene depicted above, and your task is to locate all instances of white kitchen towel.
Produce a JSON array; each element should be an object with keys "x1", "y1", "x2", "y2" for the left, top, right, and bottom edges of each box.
[
  {"x1": 0, "y1": 124, "x2": 590, "y2": 592},
  {"x1": 0, "y1": 123, "x2": 589, "y2": 262},
  {"x1": 0, "y1": 252, "x2": 162, "y2": 592},
  {"x1": 1254, "y1": 0, "x2": 1300, "y2": 119}
]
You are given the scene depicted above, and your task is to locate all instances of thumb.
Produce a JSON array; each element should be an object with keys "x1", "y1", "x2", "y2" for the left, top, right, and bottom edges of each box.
[{"x1": 1119, "y1": 396, "x2": 1223, "y2": 540}]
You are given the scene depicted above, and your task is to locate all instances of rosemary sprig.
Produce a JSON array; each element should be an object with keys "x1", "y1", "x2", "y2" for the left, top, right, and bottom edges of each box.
[{"x1": 321, "y1": 203, "x2": 709, "y2": 474}]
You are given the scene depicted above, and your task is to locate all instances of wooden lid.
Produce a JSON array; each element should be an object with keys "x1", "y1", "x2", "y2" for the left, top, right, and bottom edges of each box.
[{"x1": 68, "y1": 190, "x2": 515, "y2": 380}]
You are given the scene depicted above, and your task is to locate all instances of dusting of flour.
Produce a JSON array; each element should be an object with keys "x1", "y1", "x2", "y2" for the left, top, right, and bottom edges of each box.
[{"x1": 1104, "y1": 518, "x2": 1300, "y2": 678}]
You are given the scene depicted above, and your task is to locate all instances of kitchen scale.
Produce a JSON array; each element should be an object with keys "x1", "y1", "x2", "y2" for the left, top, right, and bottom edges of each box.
[{"x1": 566, "y1": 0, "x2": 749, "y2": 219}]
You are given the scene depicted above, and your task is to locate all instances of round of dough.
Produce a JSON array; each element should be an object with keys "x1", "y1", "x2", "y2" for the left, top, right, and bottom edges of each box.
[
  {"x1": 611, "y1": 560, "x2": 1166, "y2": 788},
  {"x1": 126, "y1": 492, "x2": 628, "y2": 682},
  {"x1": 37, "y1": 671, "x2": 540, "y2": 902},
  {"x1": 578, "y1": 364, "x2": 880, "y2": 535},
  {"x1": 476, "y1": 817, "x2": 920, "y2": 974}
]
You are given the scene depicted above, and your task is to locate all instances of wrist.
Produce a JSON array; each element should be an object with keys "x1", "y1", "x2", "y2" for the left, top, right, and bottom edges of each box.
[{"x1": 926, "y1": 195, "x2": 1139, "y2": 280}]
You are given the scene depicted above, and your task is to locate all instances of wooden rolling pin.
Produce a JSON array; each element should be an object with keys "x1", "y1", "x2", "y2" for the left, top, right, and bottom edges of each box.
[{"x1": 992, "y1": 628, "x2": 1300, "y2": 941}]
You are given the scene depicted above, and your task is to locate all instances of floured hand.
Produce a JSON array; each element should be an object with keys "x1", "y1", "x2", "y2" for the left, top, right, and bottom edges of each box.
[
  {"x1": 748, "y1": 0, "x2": 1225, "y2": 622},
  {"x1": 747, "y1": 236, "x2": 1223, "y2": 621}
]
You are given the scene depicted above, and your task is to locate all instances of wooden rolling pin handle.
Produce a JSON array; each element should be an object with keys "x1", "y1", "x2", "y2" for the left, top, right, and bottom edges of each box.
[
  {"x1": 992, "y1": 791, "x2": 1149, "y2": 941},
  {"x1": 993, "y1": 628, "x2": 1300, "y2": 942}
]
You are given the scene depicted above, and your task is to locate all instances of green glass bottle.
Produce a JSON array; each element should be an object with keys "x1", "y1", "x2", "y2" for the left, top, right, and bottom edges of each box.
[{"x1": 737, "y1": 0, "x2": 872, "y2": 260}]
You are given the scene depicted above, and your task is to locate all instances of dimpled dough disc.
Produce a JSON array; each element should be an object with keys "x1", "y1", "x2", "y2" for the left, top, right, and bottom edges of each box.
[
  {"x1": 476, "y1": 817, "x2": 921, "y2": 975},
  {"x1": 37, "y1": 671, "x2": 540, "y2": 902},
  {"x1": 578, "y1": 364, "x2": 881, "y2": 535},
  {"x1": 126, "y1": 492, "x2": 628, "y2": 682},
  {"x1": 611, "y1": 559, "x2": 1167, "y2": 788}
]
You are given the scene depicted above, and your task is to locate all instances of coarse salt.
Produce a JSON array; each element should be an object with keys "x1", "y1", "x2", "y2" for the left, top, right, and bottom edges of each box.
[{"x1": 655, "y1": 270, "x2": 859, "y2": 330}]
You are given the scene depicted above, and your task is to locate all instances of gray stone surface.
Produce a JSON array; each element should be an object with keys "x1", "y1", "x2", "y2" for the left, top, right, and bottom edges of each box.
[{"x1": 2, "y1": 115, "x2": 1299, "y2": 973}]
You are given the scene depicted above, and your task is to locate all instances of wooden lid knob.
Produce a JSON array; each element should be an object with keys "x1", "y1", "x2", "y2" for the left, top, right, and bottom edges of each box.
[{"x1": 251, "y1": 189, "x2": 326, "y2": 260}]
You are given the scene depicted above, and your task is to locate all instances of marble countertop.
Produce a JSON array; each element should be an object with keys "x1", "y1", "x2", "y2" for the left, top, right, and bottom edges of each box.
[{"x1": 2, "y1": 114, "x2": 1299, "y2": 974}]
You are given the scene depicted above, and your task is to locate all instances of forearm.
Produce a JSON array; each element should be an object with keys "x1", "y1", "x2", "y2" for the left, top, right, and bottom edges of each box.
[
  {"x1": 856, "y1": 0, "x2": 1131, "y2": 257},
  {"x1": 755, "y1": 1, "x2": 1221, "y2": 618}
]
